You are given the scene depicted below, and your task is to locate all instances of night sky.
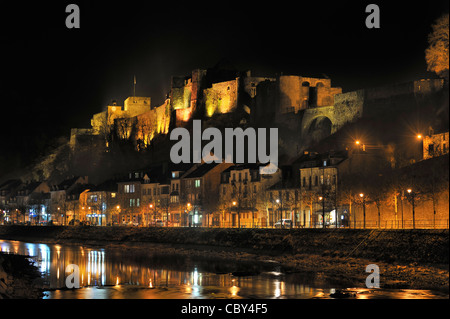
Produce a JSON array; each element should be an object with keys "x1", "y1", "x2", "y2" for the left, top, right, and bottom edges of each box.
[{"x1": 1, "y1": 0, "x2": 448, "y2": 175}]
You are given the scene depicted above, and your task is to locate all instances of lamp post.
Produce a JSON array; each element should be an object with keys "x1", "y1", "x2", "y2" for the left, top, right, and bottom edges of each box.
[
  {"x1": 187, "y1": 202, "x2": 191, "y2": 227},
  {"x1": 355, "y1": 140, "x2": 366, "y2": 152},
  {"x1": 276, "y1": 199, "x2": 280, "y2": 222},
  {"x1": 407, "y1": 189, "x2": 415, "y2": 229},
  {"x1": 360, "y1": 193, "x2": 366, "y2": 229},
  {"x1": 149, "y1": 204, "x2": 154, "y2": 227},
  {"x1": 319, "y1": 196, "x2": 325, "y2": 228},
  {"x1": 232, "y1": 201, "x2": 237, "y2": 228},
  {"x1": 416, "y1": 134, "x2": 423, "y2": 162}
]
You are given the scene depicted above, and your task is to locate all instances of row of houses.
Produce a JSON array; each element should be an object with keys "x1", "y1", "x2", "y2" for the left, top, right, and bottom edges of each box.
[
  {"x1": 0, "y1": 150, "x2": 348, "y2": 228},
  {"x1": 2, "y1": 133, "x2": 448, "y2": 229}
]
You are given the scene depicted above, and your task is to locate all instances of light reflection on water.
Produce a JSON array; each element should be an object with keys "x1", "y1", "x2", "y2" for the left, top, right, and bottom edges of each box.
[{"x1": 0, "y1": 240, "x2": 447, "y2": 299}]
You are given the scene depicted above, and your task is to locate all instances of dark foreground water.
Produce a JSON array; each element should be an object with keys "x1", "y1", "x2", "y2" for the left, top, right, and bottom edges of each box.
[{"x1": 0, "y1": 239, "x2": 447, "y2": 299}]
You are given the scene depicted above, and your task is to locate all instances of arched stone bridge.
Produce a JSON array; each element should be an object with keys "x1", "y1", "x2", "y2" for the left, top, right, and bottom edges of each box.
[{"x1": 300, "y1": 90, "x2": 364, "y2": 138}]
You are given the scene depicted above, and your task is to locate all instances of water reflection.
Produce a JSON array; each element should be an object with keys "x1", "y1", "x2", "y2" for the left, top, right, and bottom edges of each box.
[{"x1": 0, "y1": 240, "x2": 448, "y2": 299}]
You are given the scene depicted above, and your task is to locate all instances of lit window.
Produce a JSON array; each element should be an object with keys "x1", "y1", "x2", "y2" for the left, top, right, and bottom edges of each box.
[
  {"x1": 195, "y1": 179, "x2": 201, "y2": 188},
  {"x1": 124, "y1": 184, "x2": 135, "y2": 193}
]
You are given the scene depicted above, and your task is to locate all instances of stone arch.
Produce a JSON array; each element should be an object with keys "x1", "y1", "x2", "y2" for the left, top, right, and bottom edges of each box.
[
  {"x1": 307, "y1": 116, "x2": 333, "y2": 142},
  {"x1": 316, "y1": 82, "x2": 324, "y2": 88},
  {"x1": 302, "y1": 81, "x2": 310, "y2": 87}
]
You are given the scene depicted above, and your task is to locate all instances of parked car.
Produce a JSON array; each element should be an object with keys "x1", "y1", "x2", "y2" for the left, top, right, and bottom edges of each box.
[
  {"x1": 68, "y1": 219, "x2": 81, "y2": 226},
  {"x1": 149, "y1": 219, "x2": 164, "y2": 227},
  {"x1": 274, "y1": 219, "x2": 292, "y2": 229}
]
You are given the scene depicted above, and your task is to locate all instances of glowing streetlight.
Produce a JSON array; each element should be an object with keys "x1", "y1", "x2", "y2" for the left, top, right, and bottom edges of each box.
[
  {"x1": 406, "y1": 188, "x2": 415, "y2": 229},
  {"x1": 355, "y1": 140, "x2": 360, "y2": 145},
  {"x1": 417, "y1": 134, "x2": 422, "y2": 140},
  {"x1": 318, "y1": 196, "x2": 325, "y2": 228},
  {"x1": 360, "y1": 193, "x2": 366, "y2": 229}
]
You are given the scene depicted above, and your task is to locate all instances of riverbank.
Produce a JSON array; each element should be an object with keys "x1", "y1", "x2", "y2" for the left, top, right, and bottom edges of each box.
[
  {"x1": 0, "y1": 252, "x2": 44, "y2": 299},
  {"x1": 0, "y1": 226, "x2": 448, "y2": 293}
]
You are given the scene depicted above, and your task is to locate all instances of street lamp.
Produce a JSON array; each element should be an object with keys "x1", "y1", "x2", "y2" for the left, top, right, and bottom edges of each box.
[
  {"x1": 407, "y1": 188, "x2": 416, "y2": 229},
  {"x1": 186, "y1": 203, "x2": 191, "y2": 227},
  {"x1": 319, "y1": 196, "x2": 325, "y2": 228},
  {"x1": 416, "y1": 134, "x2": 423, "y2": 161},
  {"x1": 355, "y1": 140, "x2": 366, "y2": 152},
  {"x1": 360, "y1": 193, "x2": 366, "y2": 229}
]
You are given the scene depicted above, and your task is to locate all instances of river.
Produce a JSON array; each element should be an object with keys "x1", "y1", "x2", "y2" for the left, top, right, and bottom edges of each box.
[{"x1": 0, "y1": 239, "x2": 447, "y2": 299}]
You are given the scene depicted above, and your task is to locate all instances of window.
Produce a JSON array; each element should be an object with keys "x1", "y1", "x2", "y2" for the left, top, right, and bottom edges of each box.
[
  {"x1": 129, "y1": 199, "x2": 136, "y2": 207},
  {"x1": 195, "y1": 179, "x2": 201, "y2": 188},
  {"x1": 124, "y1": 184, "x2": 135, "y2": 193},
  {"x1": 303, "y1": 177, "x2": 306, "y2": 187},
  {"x1": 315, "y1": 176, "x2": 318, "y2": 186},
  {"x1": 320, "y1": 175, "x2": 324, "y2": 185},
  {"x1": 137, "y1": 198, "x2": 140, "y2": 207},
  {"x1": 111, "y1": 192, "x2": 116, "y2": 198}
]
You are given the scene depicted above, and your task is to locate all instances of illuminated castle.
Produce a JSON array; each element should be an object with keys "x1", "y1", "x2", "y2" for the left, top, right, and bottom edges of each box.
[{"x1": 69, "y1": 68, "x2": 345, "y2": 151}]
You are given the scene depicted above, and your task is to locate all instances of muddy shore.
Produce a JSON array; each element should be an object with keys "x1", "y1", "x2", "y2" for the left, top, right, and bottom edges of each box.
[{"x1": 0, "y1": 226, "x2": 448, "y2": 294}]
